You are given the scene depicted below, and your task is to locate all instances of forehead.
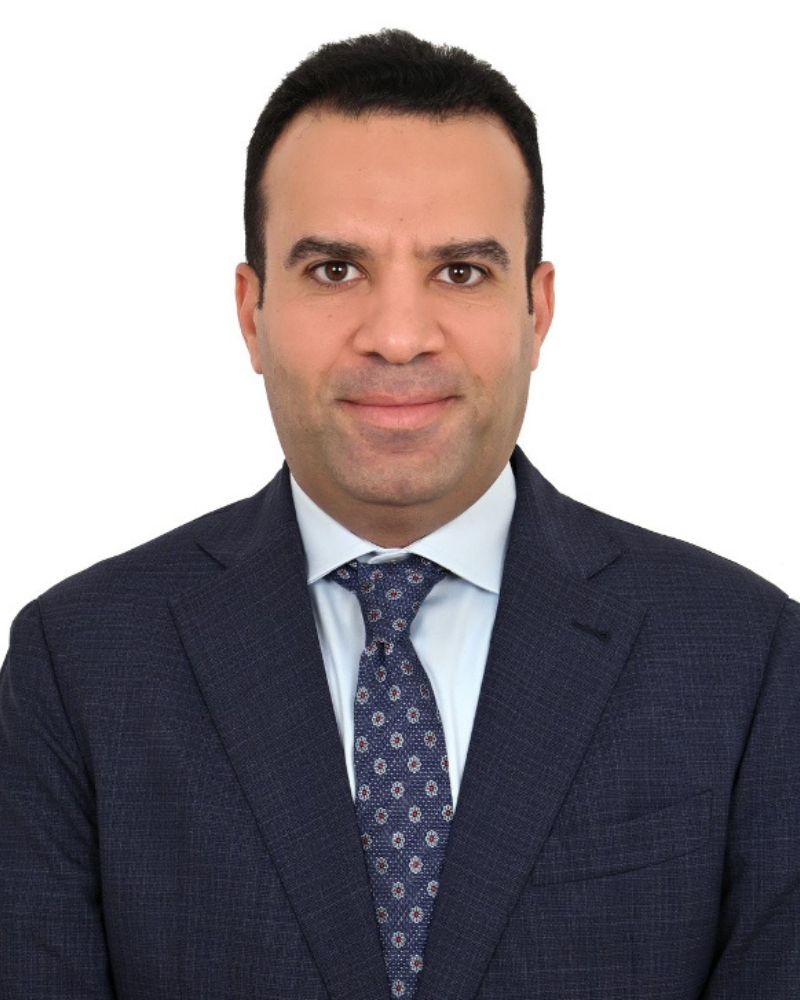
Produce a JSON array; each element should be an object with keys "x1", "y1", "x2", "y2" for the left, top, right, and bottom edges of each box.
[{"x1": 260, "y1": 108, "x2": 530, "y2": 253}]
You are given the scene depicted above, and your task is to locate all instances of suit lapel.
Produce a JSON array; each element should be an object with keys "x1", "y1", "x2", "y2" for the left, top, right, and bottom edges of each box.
[
  {"x1": 169, "y1": 450, "x2": 647, "y2": 1000},
  {"x1": 169, "y1": 466, "x2": 391, "y2": 1000},
  {"x1": 416, "y1": 449, "x2": 648, "y2": 1000}
]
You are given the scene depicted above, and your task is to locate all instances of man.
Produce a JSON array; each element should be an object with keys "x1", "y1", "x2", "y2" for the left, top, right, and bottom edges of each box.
[{"x1": 1, "y1": 27, "x2": 798, "y2": 1000}]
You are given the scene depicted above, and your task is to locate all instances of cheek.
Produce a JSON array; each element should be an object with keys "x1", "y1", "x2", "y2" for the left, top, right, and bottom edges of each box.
[
  {"x1": 260, "y1": 300, "x2": 343, "y2": 389},
  {"x1": 453, "y1": 308, "x2": 533, "y2": 386}
]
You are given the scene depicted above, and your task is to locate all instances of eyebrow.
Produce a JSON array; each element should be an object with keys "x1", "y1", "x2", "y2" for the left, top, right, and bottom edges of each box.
[{"x1": 283, "y1": 235, "x2": 511, "y2": 272}]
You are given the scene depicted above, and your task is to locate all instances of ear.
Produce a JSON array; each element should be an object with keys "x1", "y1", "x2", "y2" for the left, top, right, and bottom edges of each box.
[
  {"x1": 235, "y1": 263, "x2": 264, "y2": 374},
  {"x1": 530, "y1": 261, "x2": 555, "y2": 371}
]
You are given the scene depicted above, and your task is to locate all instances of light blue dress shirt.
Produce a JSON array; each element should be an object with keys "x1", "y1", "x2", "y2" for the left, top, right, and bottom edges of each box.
[{"x1": 290, "y1": 463, "x2": 516, "y2": 809}]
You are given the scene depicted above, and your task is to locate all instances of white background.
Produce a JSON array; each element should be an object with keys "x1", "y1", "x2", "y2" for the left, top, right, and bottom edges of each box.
[{"x1": 2, "y1": 0, "x2": 798, "y2": 635}]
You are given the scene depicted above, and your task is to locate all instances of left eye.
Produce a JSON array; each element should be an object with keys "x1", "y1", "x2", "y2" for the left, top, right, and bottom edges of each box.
[
  {"x1": 436, "y1": 263, "x2": 487, "y2": 287},
  {"x1": 309, "y1": 261, "x2": 362, "y2": 284}
]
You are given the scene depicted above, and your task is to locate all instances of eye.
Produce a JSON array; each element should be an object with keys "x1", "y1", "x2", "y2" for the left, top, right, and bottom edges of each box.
[
  {"x1": 435, "y1": 263, "x2": 487, "y2": 287},
  {"x1": 309, "y1": 260, "x2": 362, "y2": 286}
]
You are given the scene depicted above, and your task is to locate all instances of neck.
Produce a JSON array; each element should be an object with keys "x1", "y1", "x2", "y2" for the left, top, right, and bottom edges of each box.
[{"x1": 291, "y1": 468, "x2": 505, "y2": 548}]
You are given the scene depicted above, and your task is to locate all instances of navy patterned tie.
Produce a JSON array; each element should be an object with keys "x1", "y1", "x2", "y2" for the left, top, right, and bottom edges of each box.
[{"x1": 327, "y1": 553, "x2": 454, "y2": 1000}]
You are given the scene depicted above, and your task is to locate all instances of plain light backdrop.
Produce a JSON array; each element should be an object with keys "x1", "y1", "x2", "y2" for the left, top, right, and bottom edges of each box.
[{"x1": 2, "y1": 0, "x2": 798, "y2": 635}]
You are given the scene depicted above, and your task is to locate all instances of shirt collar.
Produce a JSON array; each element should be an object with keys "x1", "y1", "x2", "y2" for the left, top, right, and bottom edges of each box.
[{"x1": 290, "y1": 463, "x2": 516, "y2": 594}]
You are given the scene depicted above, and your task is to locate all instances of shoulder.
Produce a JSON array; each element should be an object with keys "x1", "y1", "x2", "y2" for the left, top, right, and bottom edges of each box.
[
  {"x1": 593, "y1": 497, "x2": 787, "y2": 600},
  {"x1": 512, "y1": 448, "x2": 792, "y2": 660},
  {"x1": 566, "y1": 490, "x2": 792, "y2": 655},
  {"x1": 18, "y1": 481, "x2": 274, "y2": 638}
]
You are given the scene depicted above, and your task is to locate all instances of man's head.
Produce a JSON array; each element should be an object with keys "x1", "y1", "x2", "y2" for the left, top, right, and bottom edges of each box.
[
  {"x1": 243, "y1": 29, "x2": 545, "y2": 314},
  {"x1": 236, "y1": 30, "x2": 555, "y2": 546}
]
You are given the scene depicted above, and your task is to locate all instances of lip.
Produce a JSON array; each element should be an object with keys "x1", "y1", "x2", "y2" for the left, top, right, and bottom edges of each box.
[{"x1": 339, "y1": 396, "x2": 456, "y2": 431}]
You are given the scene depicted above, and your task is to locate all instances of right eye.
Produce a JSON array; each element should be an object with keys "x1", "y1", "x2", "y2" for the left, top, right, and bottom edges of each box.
[{"x1": 308, "y1": 260, "x2": 362, "y2": 286}]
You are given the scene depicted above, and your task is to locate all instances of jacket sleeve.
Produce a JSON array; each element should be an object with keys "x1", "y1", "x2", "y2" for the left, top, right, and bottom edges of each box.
[
  {"x1": 0, "y1": 599, "x2": 117, "y2": 998},
  {"x1": 701, "y1": 597, "x2": 800, "y2": 996}
]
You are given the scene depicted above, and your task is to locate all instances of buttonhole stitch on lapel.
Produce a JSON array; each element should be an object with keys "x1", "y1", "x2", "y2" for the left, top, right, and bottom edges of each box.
[{"x1": 571, "y1": 619, "x2": 611, "y2": 642}]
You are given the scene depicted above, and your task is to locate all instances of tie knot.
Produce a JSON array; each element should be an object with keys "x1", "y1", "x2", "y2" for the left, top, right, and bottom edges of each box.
[{"x1": 327, "y1": 553, "x2": 447, "y2": 634}]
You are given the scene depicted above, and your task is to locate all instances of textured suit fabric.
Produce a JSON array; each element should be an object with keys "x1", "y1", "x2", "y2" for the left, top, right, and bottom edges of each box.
[{"x1": 1, "y1": 445, "x2": 799, "y2": 999}]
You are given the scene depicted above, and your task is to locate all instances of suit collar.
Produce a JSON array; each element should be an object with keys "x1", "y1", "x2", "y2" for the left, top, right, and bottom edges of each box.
[
  {"x1": 507, "y1": 446, "x2": 623, "y2": 580},
  {"x1": 191, "y1": 460, "x2": 300, "y2": 571},
  {"x1": 193, "y1": 445, "x2": 623, "y2": 585}
]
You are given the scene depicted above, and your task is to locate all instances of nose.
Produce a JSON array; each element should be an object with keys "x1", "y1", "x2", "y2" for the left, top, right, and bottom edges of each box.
[{"x1": 351, "y1": 272, "x2": 445, "y2": 364}]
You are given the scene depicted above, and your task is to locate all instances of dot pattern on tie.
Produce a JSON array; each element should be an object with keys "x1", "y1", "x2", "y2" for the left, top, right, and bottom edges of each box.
[{"x1": 327, "y1": 553, "x2": 454, "y2": 1000}]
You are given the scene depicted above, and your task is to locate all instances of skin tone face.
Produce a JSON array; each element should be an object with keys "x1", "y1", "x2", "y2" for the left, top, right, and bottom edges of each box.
[{"x1": 236, "y1": 108, "x2": 555, "y2": 547}]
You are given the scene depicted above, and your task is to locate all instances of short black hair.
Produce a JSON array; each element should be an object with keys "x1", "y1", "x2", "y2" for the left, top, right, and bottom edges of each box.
[{"x1": 244, "y1": 28, "x2": 544, "y2": 312}]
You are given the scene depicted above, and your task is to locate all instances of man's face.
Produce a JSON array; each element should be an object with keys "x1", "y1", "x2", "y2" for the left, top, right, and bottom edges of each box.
[{"x1": 237, "y1": 108, "x2": 554, "y2": 541}]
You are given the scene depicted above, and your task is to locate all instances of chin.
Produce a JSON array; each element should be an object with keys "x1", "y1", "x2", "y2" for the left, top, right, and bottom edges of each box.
[{"x1": 334, "y1": 453, "x2": 458, "y2": 508}]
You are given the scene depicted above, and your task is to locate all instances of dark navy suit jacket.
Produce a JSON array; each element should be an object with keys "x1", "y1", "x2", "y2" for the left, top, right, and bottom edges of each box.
[{"x1": 2, "y1": 447, "x2": 799, "y2": 998}]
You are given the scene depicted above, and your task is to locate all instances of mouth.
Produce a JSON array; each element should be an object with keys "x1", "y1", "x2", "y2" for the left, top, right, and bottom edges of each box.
[{"x1": 338, "y1": 396, "x2": 457, "y2": 431}]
